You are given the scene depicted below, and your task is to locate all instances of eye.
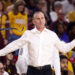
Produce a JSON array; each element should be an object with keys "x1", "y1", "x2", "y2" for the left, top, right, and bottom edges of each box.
[{"x1": 41, "y1": 17, "x2": 44, "y2": 19}]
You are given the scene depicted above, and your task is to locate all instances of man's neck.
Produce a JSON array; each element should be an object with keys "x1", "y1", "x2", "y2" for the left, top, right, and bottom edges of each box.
[{"x1": 37, "y1": 27, "x2": 45, "y2": 32}]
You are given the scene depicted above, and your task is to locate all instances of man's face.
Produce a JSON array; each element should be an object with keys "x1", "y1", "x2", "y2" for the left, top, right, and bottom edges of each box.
[
  {"x1": 32, "y1": 12, "x2": 46, "y2": 29},
  {"x1": 60, "y1": 59, "x2": 68, "y2": 71}
]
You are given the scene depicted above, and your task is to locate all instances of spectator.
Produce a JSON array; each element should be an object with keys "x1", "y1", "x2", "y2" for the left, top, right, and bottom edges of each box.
[
  {"x1": 6, "y1": 0, "x2": 17, "y2": 13},
  {"x1": 67, "y1": 11, "x2": 75, "y2": 22},
  {"x1": 61, "y1": 0, "x2": 74, "y2": 15},
  {"x1": 68, "y1": 22, "x2": 75, "y2": 41},
  {"x1": 3, "y1": 0, "x2": 13, "y2": 11},
  {"x1": 50, "y1": 1, "x2": 62, "y2": 22},
  {"x1": 47, "y1": 0, "x2": 55, "y2": 12},
  {"x1": 0, "y1": 62, "x2": 9, "y2": 75},
  {"x1": 26, "y1": 0, "x2": 36, "y2": 10},
  {"x1": 67, "y1": 1, "x2": 75, "y2": 22},
  {"x1": 5, "y1": 53, "x2": 18, "y2": 75},
  {"x1": 0, "y1": 1, "x2": 9, "y2": 48},
  {"x1": 27, "y1": 0, "x2": 37, "y2": 30},
  {"x1": 8, "y1": 0, "x2": 28, "y2": 56},
  {"x1": 72, "y1": 62, "x2": 75, "y2": 75},
  {"x1": 60, "y1": 55, "x2": 74, "y2": 75},
  {"x1": 50, "y1": 9, "x2": 68, "y2": 32},
  {"x1": 0, "y1": 0, "x2": 9, "y2": 64},
  {"x1": 52, "y1": 54, "x2": 74, "y2": 75},
  {"x1": 54, "y1": 23, "x2": 69, "y2": 42}
]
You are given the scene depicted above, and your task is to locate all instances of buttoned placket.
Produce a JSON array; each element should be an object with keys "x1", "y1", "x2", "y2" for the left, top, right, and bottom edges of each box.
[{"x1": 37, "y1": 31, "x2": 44, "y2": 65}]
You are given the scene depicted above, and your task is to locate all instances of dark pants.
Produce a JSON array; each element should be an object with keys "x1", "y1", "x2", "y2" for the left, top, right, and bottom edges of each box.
[{"x1": 27, "y1": 65, "x2": 52, "y2": 75}]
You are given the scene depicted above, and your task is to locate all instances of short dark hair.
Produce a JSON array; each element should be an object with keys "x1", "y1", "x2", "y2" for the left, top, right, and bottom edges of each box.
[{"x1": 60, "y1": 55, "x2": 67, "y2": 61}]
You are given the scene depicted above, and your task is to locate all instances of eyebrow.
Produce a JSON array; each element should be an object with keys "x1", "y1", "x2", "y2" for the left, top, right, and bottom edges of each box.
[{"x1": 33, "y1": 17, "x2": 44, "y2": 20}]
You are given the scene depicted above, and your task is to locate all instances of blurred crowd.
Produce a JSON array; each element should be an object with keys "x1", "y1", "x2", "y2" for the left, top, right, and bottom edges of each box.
[{"x1": 0, "y1": 0, "x2": 75, "y2": 75}]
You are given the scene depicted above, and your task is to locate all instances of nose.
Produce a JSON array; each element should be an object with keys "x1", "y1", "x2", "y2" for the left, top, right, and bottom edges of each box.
[{"x1": 39, "y1": 18, "x2": 42, "y2": 23}]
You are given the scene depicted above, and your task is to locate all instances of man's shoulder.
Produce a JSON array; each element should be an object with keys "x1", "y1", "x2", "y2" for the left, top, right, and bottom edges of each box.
[
  {"x1": 46, "y1": 29, "x2": 57, "y2": 35},
  {"x1": 23, "y1": 30, "x2": 34, "y2": 36},
  {"x1": 24, "y1": 28, "x2": 57, "y2": 36},
  {"x1": 24, "y1": 30, "x2": 31, "y2": 34}
]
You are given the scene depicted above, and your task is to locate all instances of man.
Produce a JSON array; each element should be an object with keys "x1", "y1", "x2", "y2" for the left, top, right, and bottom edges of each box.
[
  {"x1": 50, "y1": 1, "x2": 62, "y2": 22},
  {"x1": 0, "y1": 11, "x2": 75, "y2": 75},
  {"x1": 61, "y1": 0, "x2": 74, "y2": 15},
  {"x1": 0, "y1": 62, "x2": 9, "y2": 75},
  {"x1": 60, "y1": 55, "x2": 74, "y2": 75},
  {"x1": 53, "y1": 55, "x2": 74, "y2": 75}
]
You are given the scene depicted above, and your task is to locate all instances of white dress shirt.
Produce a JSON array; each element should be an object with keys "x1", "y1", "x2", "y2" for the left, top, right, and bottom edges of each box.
[{"x1": 0, "y1": 28, "x2": 75, "y2": 75}]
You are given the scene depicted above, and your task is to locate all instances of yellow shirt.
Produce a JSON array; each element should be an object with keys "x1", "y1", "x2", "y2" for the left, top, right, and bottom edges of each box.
[
  {"x1": 0, "y1": 13, "x2": 7, "y2": 39},
  {"x1": 67, "y1": 51, "x2": 72, "y2": 59},
  {"x1": 8, "y1": 11, "x2": 28, "y2": 36},
  {"x1": 67, "y1": 11, "x2": 75, "y2": 22},
  {"x1": 68, "y1": 61, "x2": 73, "y2": 72},
  {"x1": 52, "y1": 61, "x2": 73, "y2": 73}
]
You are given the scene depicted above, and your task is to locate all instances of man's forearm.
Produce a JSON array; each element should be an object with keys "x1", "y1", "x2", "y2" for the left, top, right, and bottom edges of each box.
[
  {"x1": 0, "y1": 38, "x2": 26, "y2": 56},
  {"x1": 56, "y1": 39, "x2": 75, "y2": 53}
]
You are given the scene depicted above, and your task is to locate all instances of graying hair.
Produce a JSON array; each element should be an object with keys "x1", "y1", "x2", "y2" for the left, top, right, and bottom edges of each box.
[{"x1": 33, "y1": 11, "x2": 45, "y2": 19}]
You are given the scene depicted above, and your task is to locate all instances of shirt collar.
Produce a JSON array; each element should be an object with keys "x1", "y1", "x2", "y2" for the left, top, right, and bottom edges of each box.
[{"x1": 31, "y1": 27, "x2": 48, "y2": 33}]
